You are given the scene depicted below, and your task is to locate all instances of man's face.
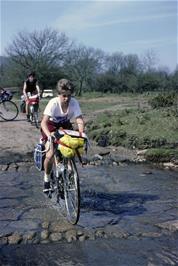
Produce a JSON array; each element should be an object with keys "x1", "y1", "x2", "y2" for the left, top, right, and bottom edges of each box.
[{"x1": 28, "y1": 75, "x2": 34, "y2": 82}]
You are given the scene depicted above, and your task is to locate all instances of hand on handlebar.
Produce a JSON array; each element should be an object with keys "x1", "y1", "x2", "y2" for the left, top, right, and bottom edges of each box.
[{"x1": 47, "y1": 133, "x2": 57, "y2": 143}]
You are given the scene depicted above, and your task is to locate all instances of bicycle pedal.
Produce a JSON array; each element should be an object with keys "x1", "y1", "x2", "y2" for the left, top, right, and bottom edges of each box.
[
  {"x1": 60, "y1": 191, "x2": 65, "y2": 199},
  {"x1": 48, "y1": 191, "x2": 52, "y2": 198},
  {"x1": 43, "y1": 190, "x2": 51, "y2": 198}
]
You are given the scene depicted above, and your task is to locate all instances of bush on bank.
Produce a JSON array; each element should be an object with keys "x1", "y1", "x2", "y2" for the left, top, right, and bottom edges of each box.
[
  {"x1": 86, "y1": 107, "x2": 178, "y2": 150},
  {"x1": 144, "y1": 148, "x2": 178, "y2": 162},
  {"x1": 148, "y1": 92, "x2": 177, "y2": 109}
]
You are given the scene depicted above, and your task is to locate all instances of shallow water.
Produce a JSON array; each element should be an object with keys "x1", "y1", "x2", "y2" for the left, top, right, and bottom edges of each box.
[
  {"x1": 0, "y1": 163, "x2": 177, "y2": 265},
  {"x1": 79, "y1": 164, "x2": 178, "y2": 232}
]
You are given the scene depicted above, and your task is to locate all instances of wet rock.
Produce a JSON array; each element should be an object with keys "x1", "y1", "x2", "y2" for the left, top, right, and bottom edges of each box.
[
  {"x1": 50, "y1": 221, "x2": 73, "y2": 233},
  {"x1": 140, "y1": 171, "x2": 153, "y2": 176},
  {"x1": 0, "y1": 236, "x2": 8, "y2": 245},
  {"x1": 135, "y1": 157, "x2": 146, "y2": 162},
  {"x1": 41, "y1": 221, "x2": 49, "y2": 230},
  {"x1": 65, "y1": 230, "x2": 77, "y2": 242},
  {"x1": 95, "y1": 161, "x2": 102, "y2": 166},
  {"x1": 136, "y1": 149, "x2": 148, "y2": 156},
  {"x1": 77, "y1": 229, "x2": 84, "y2": 237},
  {"x1": 40, "y1": 230, "x2": 49, "y2": 240},
  {"x1": 105, "y1": 226, "x2": 129, "y2": 239},
  {"x1": 77, "y1": 230, "x2": 88, "y2": 241},
  {"x1": 95, "y1": 228, "x2": 105, "y2": 238},
  {"x1": 78, "y1": 234, "x2": 88, "y2": 242},
  {"x1": 50, "y1": 232, "x2": 63, "y2": 242},
  {"x1": 23, "y1": 231, "x2": 36, "y2": 242},
  {"x1": 93, "y1": 154, "x2": 103, "y2": 160},
  {"x1": 0, "y1": 164, "x2": 9, "y2": 171},
  {"x1": 0, "y1": 232, "x2": 12, "y2": 238},
  {"x1": 99, "y1": 151, "x2": 110, "y2": 156},
  {"x1": 142, "y1": 171, "x2": 152, "y2": 175},
  {"x1": 172, "y1": 159, "x2": 178, "y2": 165},
  {"x1": 31, "y1": 238, "x2": 40, "y2": 244},
  {"x1": 8, "y1": 163, "x2": 19, "y2": 172},
  {"x1": 80, "y1": 156, "x2": 89, "y2": 165},
  {"x1": 8, "y1": 233, "x2": 22, "y2": 244},
  {"x1": 89, "y1": 161, "x2": 95, "y2": 165},
  {"x1": 40, "y1": 239, "x2": 50, "y2": 244},
  {"x1": 163, "y1": 162, "x2": 178, "y2": 169},
  {"x1": 85, "y1": 230, "x2": 95, "y2": 241},
  {"x1": 156, "y1": 220, "x2": 178, "y2": 233},
  {"x1": 140, "y1": 232, "x2": 162, "y2": 238}
]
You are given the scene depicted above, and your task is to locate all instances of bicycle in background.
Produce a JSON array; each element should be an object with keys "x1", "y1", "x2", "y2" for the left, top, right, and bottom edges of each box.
[
  {"x1": 0, "y1": 88, "x2": 19, "y2": 121},
  {"x1": 27, "y1": 93, "x2": 40, "y2": 128},
  {"x1": 34, "y1": 129, "x2": 89, "y2": 225}
]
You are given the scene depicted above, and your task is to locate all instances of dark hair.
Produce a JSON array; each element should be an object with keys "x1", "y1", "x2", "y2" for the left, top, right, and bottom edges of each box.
[
  {"x1": 57, "y1": 79, "x2": 74, "y2": 94},
  {"x1": 27, "y1": 71, "x2": 36, "y2": 78}
]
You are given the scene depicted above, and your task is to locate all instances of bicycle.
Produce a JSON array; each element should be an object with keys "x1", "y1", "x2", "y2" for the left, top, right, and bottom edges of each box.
[
  {"x1": 0, "y1": 89, "x2": 19, "y2": 121},
  {"x1": 34, "y1": 129, "x2": 89, "y2": 225},
  {"x1": 27, "y1": 94, "x2": 40, "y2": 128}
]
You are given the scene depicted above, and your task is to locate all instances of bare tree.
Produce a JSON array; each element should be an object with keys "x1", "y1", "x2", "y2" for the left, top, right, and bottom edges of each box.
[
  {"x1": 106, "y1": 52, "x2": 124, "y2": 75},
  {"x1": 6, "y1": 28, "x2": 72, "y2": 90},
  {"x1": 141, "y1": 49, "x2": 158, "y2": 72},
  {"x1": 64, "y1": 45, "x2": 104, "y2": 96}
]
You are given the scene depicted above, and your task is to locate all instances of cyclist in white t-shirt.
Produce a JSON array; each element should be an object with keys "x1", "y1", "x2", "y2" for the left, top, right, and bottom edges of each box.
[{"x1": 41, "y1": 79, "x2": 85, "y2": 193}]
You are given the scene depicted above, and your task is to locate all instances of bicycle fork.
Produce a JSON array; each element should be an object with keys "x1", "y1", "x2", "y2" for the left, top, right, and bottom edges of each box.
[{"x1": 55, "y1": 163, "x2": 65, "y2": 202}]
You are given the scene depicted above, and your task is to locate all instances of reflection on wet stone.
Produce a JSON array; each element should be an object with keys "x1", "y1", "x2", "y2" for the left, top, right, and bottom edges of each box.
[{"x1": 0, "y1": 162, "x2": 177, "y2": 248}]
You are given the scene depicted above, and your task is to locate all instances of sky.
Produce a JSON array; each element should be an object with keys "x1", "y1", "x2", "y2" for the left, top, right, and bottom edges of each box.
[{"x1": 1, "y1": 0, "x2": 177, "y2": 71}]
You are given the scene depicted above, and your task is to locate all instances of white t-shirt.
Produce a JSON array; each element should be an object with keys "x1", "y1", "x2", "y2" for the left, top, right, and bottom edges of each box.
[{"x1": 43, "y1": 97, "x2": 82, "y2": 124}]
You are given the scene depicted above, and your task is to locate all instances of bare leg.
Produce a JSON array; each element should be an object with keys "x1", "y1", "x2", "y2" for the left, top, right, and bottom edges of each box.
[
  {"x1": 44, "y1": 142, "x2": 54, "y2": 179},
  {"x1": 43, "y1": 142, "x2": 54, "y2": 193},
  {"x1": 44, "y1": 156, "x2": 54, "y2": 176},
  {"x1": 26, "y1": 102, "x2": 29, "y2": 119}
]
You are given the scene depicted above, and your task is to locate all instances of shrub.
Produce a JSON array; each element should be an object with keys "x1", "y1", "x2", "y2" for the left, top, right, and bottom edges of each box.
[
  {"x1": 148, "y1": 93, "x2": 176, "y2": 109},
  {"x1": 144, "y1": 148, "x2": 175, "y2": 162}
]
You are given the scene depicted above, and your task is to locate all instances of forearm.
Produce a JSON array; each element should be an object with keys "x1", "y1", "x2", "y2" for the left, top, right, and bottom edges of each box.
[
  {"x1": 36, "y1": 85, "x2": 40, "y2": 95},
  {"x1": 23, "y1": 84, "x2": 27, "y2": 97}
]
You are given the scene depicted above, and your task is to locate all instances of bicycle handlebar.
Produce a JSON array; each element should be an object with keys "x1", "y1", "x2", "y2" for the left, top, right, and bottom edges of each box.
[{"x1": 36, "y1": 130, "x2": 90, "y2": 154}]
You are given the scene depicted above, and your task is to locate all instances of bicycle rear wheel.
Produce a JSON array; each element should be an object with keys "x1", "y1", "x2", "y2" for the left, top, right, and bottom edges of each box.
[
  {"x1": 63, "y1": 158, "x2": 80, "y2": 225},
  {"x1": 0, "y1": 100, "x2": 19, "y2": 121}
]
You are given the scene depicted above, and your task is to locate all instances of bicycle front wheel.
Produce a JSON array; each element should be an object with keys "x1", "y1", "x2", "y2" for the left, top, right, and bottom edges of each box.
[
  {"x1": 63, "y1": 158, "x2": 80, "y2": 225},
  {"x1": 34, "y1": 112, "x2": 39, "y2": 128},
  {"x1": 0, "y1": 100, "x2": 19, "y2": 121},
  {"x1": 29, "y1": 106, "x2": 34, "y2": 124}
]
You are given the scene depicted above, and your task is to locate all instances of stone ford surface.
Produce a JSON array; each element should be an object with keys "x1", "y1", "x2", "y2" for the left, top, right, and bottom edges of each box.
[{"x1": 0, "y1": 114, "x2": 178, "y2": 265}]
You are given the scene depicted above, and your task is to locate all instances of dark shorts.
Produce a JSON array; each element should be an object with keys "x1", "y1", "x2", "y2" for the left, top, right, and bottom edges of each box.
[{"x1": 41, "y1": 120, "x2": 73, "y2": 142}]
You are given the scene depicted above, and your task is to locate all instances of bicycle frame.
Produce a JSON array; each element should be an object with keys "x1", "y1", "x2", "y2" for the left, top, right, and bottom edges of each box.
[
  {"x1": 28, "y1": 95, "x2": 39, "y2": 112},
  {"x1": 28, "y1": 95, "x2": 39, "y2": 128},
  {"x1": 35, "y1": 130, "x2": 89, "y2": 224}
]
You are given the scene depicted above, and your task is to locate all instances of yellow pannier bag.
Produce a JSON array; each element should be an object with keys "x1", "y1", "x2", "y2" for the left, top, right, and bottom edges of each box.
[
  {"x1": 58, "y1": 145, "x2": 75, "y2": 158},
  {"x1": 58, "y1": 135, "x2": 85, "y2": 158}
]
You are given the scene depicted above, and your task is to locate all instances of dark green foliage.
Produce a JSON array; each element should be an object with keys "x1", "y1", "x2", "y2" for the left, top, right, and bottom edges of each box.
[
  {"x1": 148, "y1": 93, "x2": 176, "y2": 108},
  {"x1": 145, "y1": 148, "x2": 178, "y2": 162}
]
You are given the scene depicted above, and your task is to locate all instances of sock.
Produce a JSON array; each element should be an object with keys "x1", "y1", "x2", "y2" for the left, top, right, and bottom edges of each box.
[{"x1": 44, "y1": 173, "x2": 50, "y2": 182}]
